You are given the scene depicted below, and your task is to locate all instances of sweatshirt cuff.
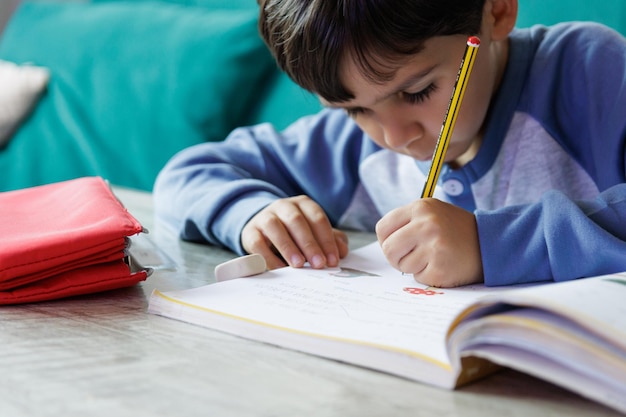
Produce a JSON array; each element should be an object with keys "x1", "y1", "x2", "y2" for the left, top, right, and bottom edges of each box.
[{"x1": 211, "y1": 191, "x2": 279, "y2": 255}]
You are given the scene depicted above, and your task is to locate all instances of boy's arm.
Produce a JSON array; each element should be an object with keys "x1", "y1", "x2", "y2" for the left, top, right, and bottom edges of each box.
[
  {"x1": 153, "y1": 109, "x2": 367, "y2": 255},
  {"x1": 478, "y1": 24, "x2": 626, "y2": 286},
  {"x1": 477, "y1": 184, "x2": 626, "y2": 286}
]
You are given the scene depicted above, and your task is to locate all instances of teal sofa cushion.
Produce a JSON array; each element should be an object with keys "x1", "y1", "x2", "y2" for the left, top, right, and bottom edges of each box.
[
  {"x1": 517, "y1": 0, "x2": 626, "y2": 35},
  {"x1": 246, "y1": 69, "x2": 322, "y2": 130},
  {"x1": 87, "y1": 0, "x2": 324, "y2": 129},
  {"x1": 91, "y1": 0, "x2": 255, "y2": 8},
  {"x1": 0, "y1": 1, "x2": 275, "y2": 191}
]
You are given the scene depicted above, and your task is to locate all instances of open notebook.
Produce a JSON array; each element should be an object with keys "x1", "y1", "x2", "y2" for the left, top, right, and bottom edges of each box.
[{"x1": 149, "y1": 242, "x2": 626, "y2": 414}]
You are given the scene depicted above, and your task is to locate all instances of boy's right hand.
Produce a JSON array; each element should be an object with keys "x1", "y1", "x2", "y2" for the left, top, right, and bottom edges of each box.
[{"x1": 241, "y1": 195, "x2": 349, "y2": 270}]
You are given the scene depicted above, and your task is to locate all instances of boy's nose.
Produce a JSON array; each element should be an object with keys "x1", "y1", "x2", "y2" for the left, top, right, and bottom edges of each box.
[{"x1": 382, "y1": 121, "x2": 423, "y2": 150}]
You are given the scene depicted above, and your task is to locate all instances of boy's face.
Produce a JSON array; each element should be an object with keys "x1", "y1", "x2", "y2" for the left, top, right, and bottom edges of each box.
[{"x1": 322, "y1": 34, "x2": 503, "y2": 167}]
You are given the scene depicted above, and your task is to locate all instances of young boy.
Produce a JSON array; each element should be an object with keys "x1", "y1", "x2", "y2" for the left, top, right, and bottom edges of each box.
[{"x1": 154, "y1": 0, "x2": 626, "y2": 287}]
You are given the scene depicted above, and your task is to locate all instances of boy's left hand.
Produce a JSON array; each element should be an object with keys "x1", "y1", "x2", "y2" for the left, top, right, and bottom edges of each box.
[
  {"x1": 375, "y1": 198, "x2": 483, "y2": 287},
  {"x1": 241, "y1": 195, "x2": 349, "y2": 270}
]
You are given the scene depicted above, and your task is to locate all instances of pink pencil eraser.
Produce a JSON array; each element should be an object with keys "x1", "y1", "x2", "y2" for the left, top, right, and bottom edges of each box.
[{"x1": 467, "y1": 36, "x2": 481, "y2": 47}]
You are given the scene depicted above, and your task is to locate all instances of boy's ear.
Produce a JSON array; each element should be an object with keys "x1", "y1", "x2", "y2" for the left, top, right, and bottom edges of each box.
[{"x1": 484, "y1": 0, "x2": 518, "y2": 41}]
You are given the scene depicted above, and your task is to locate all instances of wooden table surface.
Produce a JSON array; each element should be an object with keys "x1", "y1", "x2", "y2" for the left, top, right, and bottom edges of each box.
[{"x1": 0, "y1": 186, "x2": 621, "y2": 417}]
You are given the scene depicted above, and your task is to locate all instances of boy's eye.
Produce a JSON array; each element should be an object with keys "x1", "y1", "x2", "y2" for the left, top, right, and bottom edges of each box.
[
  {"x1": 402, "y1": 83, "x2": 437, "y2": 104},
  {"x1": 345, "y1": 107, "x2": 366, "y2": 117},
  {"x1": 343, "y1": 83, "x2": 437, "y2": 118}
]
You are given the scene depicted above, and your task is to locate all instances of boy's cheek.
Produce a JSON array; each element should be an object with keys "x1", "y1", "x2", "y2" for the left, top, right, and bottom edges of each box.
[{"x1": 353, "y1": 119, "x2": 383, "y2": 143}]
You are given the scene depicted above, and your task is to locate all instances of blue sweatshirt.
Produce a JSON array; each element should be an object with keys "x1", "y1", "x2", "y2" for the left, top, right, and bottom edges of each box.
[{"x1": 154, "y1": 23, "x2": 626, "y2": 286}]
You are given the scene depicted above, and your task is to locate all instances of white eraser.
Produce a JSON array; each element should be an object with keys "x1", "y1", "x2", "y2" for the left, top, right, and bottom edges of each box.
[{"x1": 214, "y1": 254, "x2": 267, "y2": 282}]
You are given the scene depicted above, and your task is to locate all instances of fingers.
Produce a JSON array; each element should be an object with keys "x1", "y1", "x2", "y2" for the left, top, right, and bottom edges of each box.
[
  {"x1": 241, "y1": 225, "x2": 292, "y2": 270},
  {"x1": 266, "y1": 196, "x2": 334, "y2": 268},
  {"x1": 375, "y1": 204, "x2": 421, "y2": 268},
  {"x1": 241, "y1": 196, "x2": 348, "y2": 270},
  {"x1": 283, "y1": 196, "x2": 337, "y2": 267},
  {"x1": 376, "y1": 198, "x2": 484, "y2": 288},
  {"x1": 333, "y1": 229, "x2": 350, "y2": 260},
  {"x1": 375, "y1": 205, "x2": 409, "y2": 243}
]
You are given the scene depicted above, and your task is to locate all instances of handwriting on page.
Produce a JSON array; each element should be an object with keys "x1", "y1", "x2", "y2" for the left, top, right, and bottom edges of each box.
[{"x1": 234, "y1": 268, "x2": 488, "y2": 363}]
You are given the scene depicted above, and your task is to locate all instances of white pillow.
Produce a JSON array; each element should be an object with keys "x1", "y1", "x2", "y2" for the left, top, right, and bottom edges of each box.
[{"x1": 0, "y1": 59, "x2": 50, "y2": 147}]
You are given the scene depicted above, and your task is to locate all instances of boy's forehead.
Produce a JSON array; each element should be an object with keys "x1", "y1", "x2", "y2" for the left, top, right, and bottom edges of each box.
[{"x1": 324, "y1": 36, "x2": 462, "y2": 108}]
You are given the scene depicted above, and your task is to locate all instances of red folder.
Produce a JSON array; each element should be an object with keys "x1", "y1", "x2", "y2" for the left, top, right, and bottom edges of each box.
[{"x1": 0, "y1": 177, "x2": 149, "y2": 304}]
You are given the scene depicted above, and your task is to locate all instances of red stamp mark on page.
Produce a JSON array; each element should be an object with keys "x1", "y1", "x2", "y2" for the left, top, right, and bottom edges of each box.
[{"x1": 403, "y1": 287, "x2": 444, "y2": 296}]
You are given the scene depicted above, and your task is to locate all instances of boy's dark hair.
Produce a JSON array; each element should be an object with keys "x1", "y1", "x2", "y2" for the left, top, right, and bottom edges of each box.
[{"x1": 258, "y1": 0, "x2": 486, "y2": 102}]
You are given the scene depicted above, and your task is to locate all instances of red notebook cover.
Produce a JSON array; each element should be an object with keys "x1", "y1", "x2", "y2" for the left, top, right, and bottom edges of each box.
[{"x1": 0, "y1": 177, "x2": 149, "y2": 304}]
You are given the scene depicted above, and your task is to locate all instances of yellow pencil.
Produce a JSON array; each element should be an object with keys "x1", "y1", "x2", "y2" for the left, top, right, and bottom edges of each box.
[{"x1": 421, "y1": 36, "x2": 480, "y2": 198}]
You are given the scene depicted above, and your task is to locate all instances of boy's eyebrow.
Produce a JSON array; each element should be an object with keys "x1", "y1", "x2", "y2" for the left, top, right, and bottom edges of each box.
[
  {"x1": 324, "y1": 65, "x2": 437, "y2": 110},
  {"x1": 389, "y1": 65, "x2": 437, "y2": 98}
]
